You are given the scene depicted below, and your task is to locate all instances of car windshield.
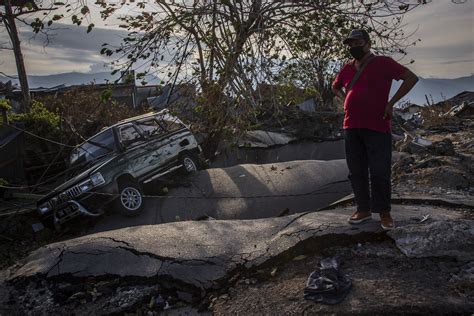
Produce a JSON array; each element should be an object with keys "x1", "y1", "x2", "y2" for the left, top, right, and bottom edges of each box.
[{"x1": 70, "y1": 129, "x2": 115, "y2": 166}]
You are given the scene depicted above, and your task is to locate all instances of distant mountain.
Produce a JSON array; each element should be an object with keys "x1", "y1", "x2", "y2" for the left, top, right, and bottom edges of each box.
[
  {"x1": 391, "y1": 74, "x2": 474, "y2": 106},
  {"x1": 0, "y1": 71, "x2": 162, "y2": 89},
  {"x1": 1, "y1": 72, "x2": 472, "y2": 106}
]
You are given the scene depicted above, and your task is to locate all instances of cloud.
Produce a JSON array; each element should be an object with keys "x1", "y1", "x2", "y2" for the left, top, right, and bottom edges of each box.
[
  {"x1": 0, "y1": 22, "x2": 126, "y2": 75},
  {"x1": 1, "y1": 2, "x2": 473, "y2": 78},
  {"x1": 19, "y1": 23, "x2": 126, "y2": 52}
]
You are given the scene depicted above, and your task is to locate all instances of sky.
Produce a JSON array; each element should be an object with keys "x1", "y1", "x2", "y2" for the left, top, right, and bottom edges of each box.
[{"x1": 0, "y1": 1, "x2": 473, "y2": 79}]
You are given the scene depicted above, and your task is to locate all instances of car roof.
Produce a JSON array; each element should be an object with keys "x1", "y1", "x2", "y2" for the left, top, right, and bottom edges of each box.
[
  {"x1": 74, "y1": 109, "x2": 174, "y2": 149},
  {"x1": 113, "y1": 108, "x2": 170, "y2": 127}
]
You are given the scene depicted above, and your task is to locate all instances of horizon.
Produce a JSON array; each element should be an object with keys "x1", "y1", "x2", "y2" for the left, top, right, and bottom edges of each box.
[{"x1": 2, "y1": 70, "x2": 474, "y2": 81}]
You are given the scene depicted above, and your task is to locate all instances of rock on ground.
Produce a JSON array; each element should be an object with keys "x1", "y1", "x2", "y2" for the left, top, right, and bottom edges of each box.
[{"x1": 388, "y1": 219, "x2": 474, "y2": 260}]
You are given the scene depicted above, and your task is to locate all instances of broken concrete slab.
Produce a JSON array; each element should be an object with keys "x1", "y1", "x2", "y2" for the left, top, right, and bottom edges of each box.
[
  {"x1": 156, "y1": 160, "x2": 351, "y2": 222},
  {"x1": 8, "y1": 204, "x2": 466, "y2": 294},
  {"x1": 90, "y1": 160, "x2": 352, "y2": 234},
  {"x1": 211, "y1": 140, "x2": 346, "y2": 168},
  {"x1": 391, "y1": 193, "x2": 474, "y2": 209},
  {"x1": 388, "y1": 220, "x2": 474, "y2": 261},
  {"x1": 237, "y1": 130, "x2": 296, "y2": 148}
]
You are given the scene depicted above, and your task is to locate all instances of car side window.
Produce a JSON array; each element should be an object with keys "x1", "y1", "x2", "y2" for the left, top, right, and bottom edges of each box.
[
  {"x1": 136, "y1": 118, "x2": 165, "y2": 138},
  {"x1": 159, "y1": 117, "x2": 184, "y2": 132},
  {"x1": 118, "y1": 124, "x2": 144, "y2": 147}
]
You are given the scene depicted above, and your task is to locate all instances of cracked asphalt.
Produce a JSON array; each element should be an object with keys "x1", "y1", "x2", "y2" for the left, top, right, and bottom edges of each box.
[
  {"x1": 8, "y1": 204, "x2": 465, "y2": 293},
  {"x1": 88, "y1": 160, "x2": 352, "y2": 234}
]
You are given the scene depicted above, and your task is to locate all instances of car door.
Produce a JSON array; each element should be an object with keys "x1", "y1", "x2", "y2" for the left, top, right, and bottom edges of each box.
[
  {"x1": 117, "y1": 123, "x2": 151, "y2": 178},
  {"x1": 134, "y1": 117, "x2": 170, "y2": 175},
  {"x1": 155, "y1": 114, "x2": 189, "y2": 167}
]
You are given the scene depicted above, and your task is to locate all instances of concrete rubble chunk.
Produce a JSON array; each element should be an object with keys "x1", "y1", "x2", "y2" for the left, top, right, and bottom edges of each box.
[
  {"x1": 237, "y1": 130, "x2": 296, "y2": 148},
  {"x1": 388, "y1": 220, "x2": 474, "y2": 261}
]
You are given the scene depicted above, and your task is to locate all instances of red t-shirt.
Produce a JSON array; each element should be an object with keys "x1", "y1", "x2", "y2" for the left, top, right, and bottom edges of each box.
[{"x1": 332, "y1": 56, "x2": 406, "y2": 133}]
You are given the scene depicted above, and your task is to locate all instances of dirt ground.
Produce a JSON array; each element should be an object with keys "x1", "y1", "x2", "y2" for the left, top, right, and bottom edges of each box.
[
  {"x1": 1, "y1": 113, "x2": 472, "y2": 315},
  {"x1": 210, "y1": 116, "x2": 474, "y2": 315},
  {"x1": 211, "y1": 241, "x2": 473, "y2": 315}
]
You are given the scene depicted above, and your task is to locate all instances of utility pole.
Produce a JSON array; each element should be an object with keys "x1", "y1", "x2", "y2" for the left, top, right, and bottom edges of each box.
[{"x1": 3, "y1": 0, "x2": 31, "y2": 111}]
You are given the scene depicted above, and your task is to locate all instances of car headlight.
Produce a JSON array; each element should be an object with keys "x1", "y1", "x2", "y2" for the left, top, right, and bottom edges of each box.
[
  {"x1": 79, "y1": 182, "x2": 93, "y2": 192},
  {"x1": 90, "y1": 172, "x2": 105, "y2": 186}
]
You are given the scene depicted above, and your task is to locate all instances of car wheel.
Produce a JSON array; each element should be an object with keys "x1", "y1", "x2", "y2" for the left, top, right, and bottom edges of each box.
[
  {"x1": 180, "y1": 154, "x2": 199, "y2": 173},
  {"x1": 117, "y1": 183, "x2": 144, "y2": 217}
]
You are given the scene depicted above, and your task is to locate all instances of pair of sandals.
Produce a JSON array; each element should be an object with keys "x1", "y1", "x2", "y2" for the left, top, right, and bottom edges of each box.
[
  {"x1": 304, "y1": 258, "x2": 352, "y2": 305},
  {"x1": 349, "y1": 211, "x2": 395, "y2": 230}
]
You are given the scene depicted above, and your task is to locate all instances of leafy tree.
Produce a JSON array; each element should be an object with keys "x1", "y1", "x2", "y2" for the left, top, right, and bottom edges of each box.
[{"x1": 273, "y1": 3, "x2": 418, "y2": 110}]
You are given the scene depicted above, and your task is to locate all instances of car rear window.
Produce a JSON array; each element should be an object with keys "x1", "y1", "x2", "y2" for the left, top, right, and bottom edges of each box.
[
  {"x1": 160, "y1": 118, "x2": 184, "y2": 132},
  {"x1": 136, "y1": 118, "x2": 166, "y2": 138}
]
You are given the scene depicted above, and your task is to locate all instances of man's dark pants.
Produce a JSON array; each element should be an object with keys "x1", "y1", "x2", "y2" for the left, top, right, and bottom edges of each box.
[{"x1": 344, "y1": 128, "x2": 392, "y2": 214}]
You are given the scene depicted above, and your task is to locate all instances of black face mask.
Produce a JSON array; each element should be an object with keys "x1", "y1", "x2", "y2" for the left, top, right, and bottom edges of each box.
[{"x1": 349, "y1": 46, "x2": 367, "y2": 60}]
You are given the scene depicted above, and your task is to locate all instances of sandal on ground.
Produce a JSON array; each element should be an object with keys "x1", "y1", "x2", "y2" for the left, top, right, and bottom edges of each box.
[
  {"x1": 348, "y1": 210, "x2": 372, "y2": 224},
  {"x1": 380, "y1": 212, "x2": 395, "y2": 230}
]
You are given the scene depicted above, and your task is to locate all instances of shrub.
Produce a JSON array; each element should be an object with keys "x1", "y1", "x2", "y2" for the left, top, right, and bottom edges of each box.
[
  {"x1": 36, "y1": 86, "x2": 147, "y2": 144},
  {"x1": 9, "y1": 100, "x2": 61, "y2": 142},
  {"x1": 0, "y1": 99, "x2": 12, "y2": 112}
]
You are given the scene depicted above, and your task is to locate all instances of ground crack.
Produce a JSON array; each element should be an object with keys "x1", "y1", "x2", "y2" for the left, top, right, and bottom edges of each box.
[
  {"x1": 97, "y1": 236, "x2": 132, "y2": 247},
  {"x1": 279, "y1": 212, "x2": 312, "y2": 231},
  {"x1": 45, "y1": 246, "x2": 67, "y2": 277},
  {"x1": 116, "y1": 246, "x2": 218, "y2": 266}
]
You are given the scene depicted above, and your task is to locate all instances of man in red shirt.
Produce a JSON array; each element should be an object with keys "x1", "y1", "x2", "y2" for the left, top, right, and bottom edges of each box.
[{"x1": 332, "y1": 29, "x2": 418, "y2": 230}]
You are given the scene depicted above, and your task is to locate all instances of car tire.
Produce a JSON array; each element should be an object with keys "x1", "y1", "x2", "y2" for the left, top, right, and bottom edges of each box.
[
  {"x1": 180, "y1": 153, "x2": 199, "y2": 173},
  {"x1": 117, "y1": 182, "x2": 144, "y2": 217}
]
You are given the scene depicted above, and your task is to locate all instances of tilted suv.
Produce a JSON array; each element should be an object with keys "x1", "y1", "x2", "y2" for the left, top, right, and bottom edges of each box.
[{"x1": 37, "y1": 109, "x2": 202, "y2": 229}]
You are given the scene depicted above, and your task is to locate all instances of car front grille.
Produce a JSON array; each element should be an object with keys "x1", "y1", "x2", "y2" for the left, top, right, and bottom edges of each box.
[
  {"x1": 65, "y1": 185, "x2": 83, "y2": 199},
  {"x1": 47, "y1": 181, "x2": 89, "y2": 209}
]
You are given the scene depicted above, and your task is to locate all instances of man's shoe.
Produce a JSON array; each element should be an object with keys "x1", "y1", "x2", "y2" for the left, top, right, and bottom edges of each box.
[
  {"x1": 348, "y1": 210, "x2": 372, "y2": 224},
  {"x1": 380, "y1": 212, "x2": 395, "y2": 230}
]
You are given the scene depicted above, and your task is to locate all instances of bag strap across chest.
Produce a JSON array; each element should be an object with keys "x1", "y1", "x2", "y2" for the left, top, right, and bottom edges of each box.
[{"x1": 347, "y1": 55, "x2": 376, "y2": 92}]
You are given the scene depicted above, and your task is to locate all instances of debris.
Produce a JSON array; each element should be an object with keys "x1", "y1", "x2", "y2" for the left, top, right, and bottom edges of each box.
[
  {"x1": 154, "y1": 295, "x2": 167, "y2": 309},
  {"x1": 419, "y1": 214, "x2": 430, "y2": 223},
  {"x1": 219, "y1": 294, "x2": 230, "y2": 301},
  {"x1": 448, "y1": 261, "x2": 474, "y2": 297},
  {"x1": 237, "y1": 130, "x2": 296, "y2": 148},
  {"x1": 270, "y1": 267, "x2": 278, "y2": 277},
  {"x1": 442, "y1": 101, "x2": 474, "y2": 118},
  {"x1": 413, "y1": 136, "x2": 432, "y2": 147},
  {"x1": 293, "y1": 255, "x2": 307, "y2": 261},
  {"x1": 304, "y1": 257, "x2": 352, "y2": 305},
  {"x1": 396, "y1": 134, "x2": 430, "y2": 155},
  {"x1": 388, "y1": 220, "x2": 474, "y2": 261},
  {"x1": 427, "y1": 138, "x2": 456, "y2": 156},
  {"x1": 31, "y1": 222, "x2": 44, "y2": 233}
]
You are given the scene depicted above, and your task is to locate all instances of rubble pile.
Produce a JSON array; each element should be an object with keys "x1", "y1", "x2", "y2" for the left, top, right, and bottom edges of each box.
[
  {"x1": 257, "y1": 106, "x2": 344, "y2": 141},
  {"x1": 392, "y1": 92, "x2": 474, "y2": 195},
  {"x1": 6, "y1": 278, "x2": 187, "y2": 315}
]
